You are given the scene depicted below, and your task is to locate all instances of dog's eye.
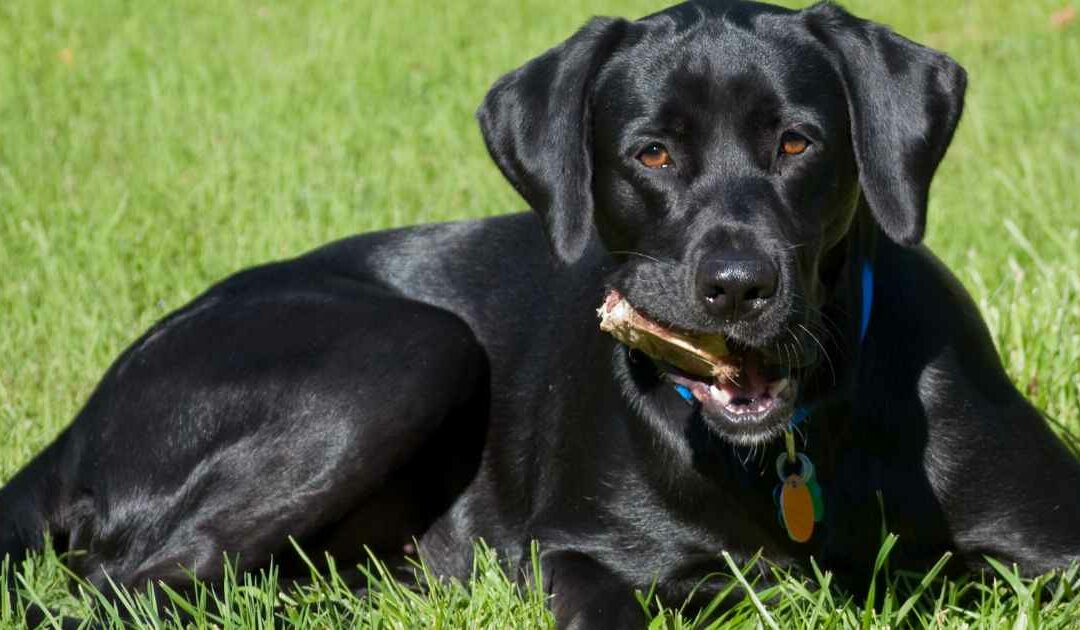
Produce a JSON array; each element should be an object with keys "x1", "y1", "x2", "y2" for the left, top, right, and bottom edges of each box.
[
  {"x1": 779, "y1": 132, "x2": 810, "y2": 156},
  {"x1": 637, "y1": 143, "x2": 673, "y2": 169}
]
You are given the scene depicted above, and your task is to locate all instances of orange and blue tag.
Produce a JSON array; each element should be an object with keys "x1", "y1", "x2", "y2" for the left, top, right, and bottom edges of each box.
[{"x1": 774, "y1": 449, "x2": 824, "y2": 542}]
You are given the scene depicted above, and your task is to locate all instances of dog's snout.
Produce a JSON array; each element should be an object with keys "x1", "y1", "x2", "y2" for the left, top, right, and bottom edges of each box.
[{"x1": 696, "y1": 255, "x2": 778, "y2": 320}]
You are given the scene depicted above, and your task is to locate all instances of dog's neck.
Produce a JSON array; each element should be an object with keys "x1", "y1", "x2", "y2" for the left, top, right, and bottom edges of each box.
[{"x1": 790, "y1": 203, "x2": 878, "y2": 428}]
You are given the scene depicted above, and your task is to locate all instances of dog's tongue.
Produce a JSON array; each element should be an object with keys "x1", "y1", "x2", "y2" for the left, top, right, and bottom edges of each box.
[{"x1": 716, "y1": 351, "x2": 771, "y2": 401}]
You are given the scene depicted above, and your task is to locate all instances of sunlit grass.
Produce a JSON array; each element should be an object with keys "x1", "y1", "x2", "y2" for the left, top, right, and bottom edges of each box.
[{"x1": 5, "y1": 536, "x2": 1080, "y2": 628}]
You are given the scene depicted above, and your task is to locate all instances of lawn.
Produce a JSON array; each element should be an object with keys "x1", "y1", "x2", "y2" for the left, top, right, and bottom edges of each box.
[{"x1": 1, "y1": 0, "x2": 1078, "y2": 627}]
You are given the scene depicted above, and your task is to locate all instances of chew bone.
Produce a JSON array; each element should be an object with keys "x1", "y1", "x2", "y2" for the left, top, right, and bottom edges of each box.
[{"x1": 598, "y1": 290, "x2": 732, "y2": 380}]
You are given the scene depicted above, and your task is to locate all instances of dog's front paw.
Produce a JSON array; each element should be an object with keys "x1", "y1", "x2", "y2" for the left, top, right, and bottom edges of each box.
[{"x1": 541, "y1": 550, "x2": 646, "y2": 630}]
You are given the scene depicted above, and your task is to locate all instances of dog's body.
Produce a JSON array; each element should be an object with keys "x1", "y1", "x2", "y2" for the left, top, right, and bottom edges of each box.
[{"x1": 3, "y1": 1, "x2": 1079, "y2": 626}]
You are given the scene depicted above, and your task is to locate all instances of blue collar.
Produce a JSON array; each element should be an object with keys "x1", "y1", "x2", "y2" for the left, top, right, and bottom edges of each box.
[
  {"x1": 671, "y1": 258, "x2": 874, "y2": 429},
  {"x1": 857, "y1": 257, "x2": 874, "y2": 345}
]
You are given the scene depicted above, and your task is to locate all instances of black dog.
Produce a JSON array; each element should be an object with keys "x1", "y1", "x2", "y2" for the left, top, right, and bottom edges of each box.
[{"x1": 3, "y1": 0, "x2": 1079, "y2": 627}]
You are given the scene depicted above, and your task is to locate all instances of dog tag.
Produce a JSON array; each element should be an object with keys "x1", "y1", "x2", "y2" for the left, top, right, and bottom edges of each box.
[
  {"x1": 774, "y1": 451, "x2": 821, "y2": 541},
  {"x1": 779, "y1": 475, "x2": 815, "y2": 542}
]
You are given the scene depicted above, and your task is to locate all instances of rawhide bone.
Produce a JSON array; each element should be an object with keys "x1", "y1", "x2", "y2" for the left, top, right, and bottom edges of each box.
[{"x1": 598, "y1": 290, "x2": 735, "y2": 381}]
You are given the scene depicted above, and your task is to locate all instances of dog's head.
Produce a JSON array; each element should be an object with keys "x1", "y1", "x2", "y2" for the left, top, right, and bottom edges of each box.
[{"x1": 478, "y1": 0, "x2": 965, "y2": 445}]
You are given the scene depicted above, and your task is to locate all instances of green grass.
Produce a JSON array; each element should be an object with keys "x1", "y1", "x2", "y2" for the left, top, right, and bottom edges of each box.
[{"x1": 1, "y1": 0, "x2": 1078, "y2": 627}]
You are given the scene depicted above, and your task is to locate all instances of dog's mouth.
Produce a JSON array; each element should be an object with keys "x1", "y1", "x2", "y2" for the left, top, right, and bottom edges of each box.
[
  {"x1": 659, "y1": 349, "x2": 796, "y2": 421},
  {"x1": 599, "y1": 291, "x2": 802, "y2": 443}
]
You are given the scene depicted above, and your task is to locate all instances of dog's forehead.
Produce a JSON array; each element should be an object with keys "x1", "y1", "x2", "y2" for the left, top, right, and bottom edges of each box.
[{"x1": 597, "y1": 1, "x2": 841, "y2": 128}]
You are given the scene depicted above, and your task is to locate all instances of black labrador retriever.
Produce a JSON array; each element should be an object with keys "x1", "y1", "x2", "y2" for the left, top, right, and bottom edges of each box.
[{"x1": 3, "y1": 0, "x2": 1079, "y2": 626}]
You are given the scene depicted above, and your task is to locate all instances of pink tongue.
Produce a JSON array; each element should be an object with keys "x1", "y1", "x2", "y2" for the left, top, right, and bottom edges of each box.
[{"x1": 718, "y1": 353, "x2": 770, "y2": 399}]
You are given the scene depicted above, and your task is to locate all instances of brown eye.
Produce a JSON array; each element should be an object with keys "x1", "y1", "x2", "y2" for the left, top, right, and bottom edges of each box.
[
  {"x1": 780, "y1": 132, "x2": 810, "y2": 156},
  {"x1": 637, "y1": 143, "x2": 673, "y2": 168}
]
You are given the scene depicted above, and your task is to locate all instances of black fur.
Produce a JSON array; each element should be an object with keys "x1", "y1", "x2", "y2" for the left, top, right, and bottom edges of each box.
[{"x1": 3, "y1": 2, "x2": 1078, "y2": 627}]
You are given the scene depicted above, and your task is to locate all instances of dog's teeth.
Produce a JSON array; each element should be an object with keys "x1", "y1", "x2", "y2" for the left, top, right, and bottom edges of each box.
[
  {"x1": 711, "y1": 385, "x2": 733, "y2": 406},
  {"x1": 768, "y1": 378, "x2": 790, "y2": 398}
]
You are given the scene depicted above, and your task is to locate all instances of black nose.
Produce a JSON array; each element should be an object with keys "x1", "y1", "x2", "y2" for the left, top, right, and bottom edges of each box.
[{"x1": 696, "y1": 255, "x2": 779, "y2": 319}]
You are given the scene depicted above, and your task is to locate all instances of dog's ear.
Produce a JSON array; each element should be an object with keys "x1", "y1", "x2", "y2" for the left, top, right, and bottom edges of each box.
[
  {"x1": 477, "y1": 18, "x2": 630, "y2": 264},
  {"x1": 804, "y1": 3, "x2": 967, "y2": 245}
]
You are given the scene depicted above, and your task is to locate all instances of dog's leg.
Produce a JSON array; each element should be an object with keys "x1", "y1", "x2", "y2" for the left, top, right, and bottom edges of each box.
[
  {"x1": 923, "y1": 399, "x2": 1080, "y2": 574},
  {"x1": 1, "y1": 272, "x2": 488, "y2": 600},
  {"x1": 864, "y1": 247, "x2": 1080, "y2": 576},
  {"x1": 540, "y1": 550, "x2": 645, "y2": 630}
]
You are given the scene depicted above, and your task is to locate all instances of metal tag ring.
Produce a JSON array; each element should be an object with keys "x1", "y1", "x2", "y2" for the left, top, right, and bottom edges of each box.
[{"x1": 776, "y1": 452, "x2": 814, "y2": 482}]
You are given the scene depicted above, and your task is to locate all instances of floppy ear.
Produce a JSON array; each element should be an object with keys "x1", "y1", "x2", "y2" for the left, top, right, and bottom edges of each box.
[
  {"x1": 476, "y1": 17, "x2": 630, "y2": 264},
  {"x1": 805, "y1": 3, "x2": 967, "y2": 245}
]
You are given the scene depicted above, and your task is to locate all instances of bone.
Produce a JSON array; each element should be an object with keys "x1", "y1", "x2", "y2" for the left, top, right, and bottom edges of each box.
[{"x1": 597, "y1": 290, "x2": 736, "y2": 381}]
